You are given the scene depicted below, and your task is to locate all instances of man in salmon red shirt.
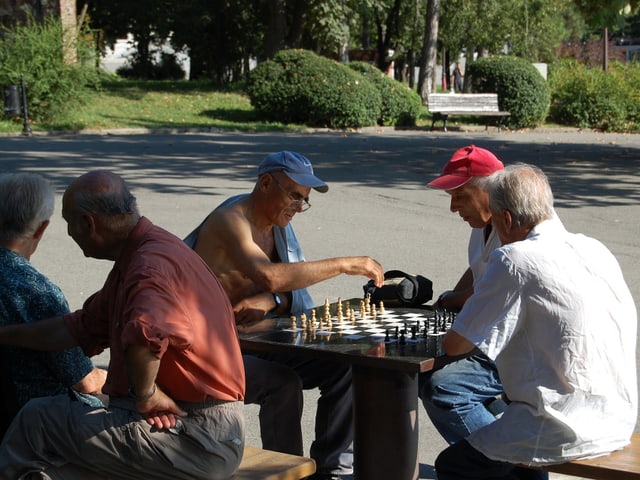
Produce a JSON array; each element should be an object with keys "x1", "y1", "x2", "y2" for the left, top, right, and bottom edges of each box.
[{"x1": 0, "y1": 170, "x2": 245, "y2": 480}]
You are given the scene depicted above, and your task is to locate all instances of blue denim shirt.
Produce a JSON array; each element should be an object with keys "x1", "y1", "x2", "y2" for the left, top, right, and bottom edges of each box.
[
  {"x1": 184, "y1": 194, "x2": 315, "y2": 315},
  {"x1": 0, "y1": 247, "x2": 97, "y2": 407}
]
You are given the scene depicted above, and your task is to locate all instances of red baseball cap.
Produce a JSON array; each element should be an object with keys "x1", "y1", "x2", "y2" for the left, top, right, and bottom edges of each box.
[{"x1": 427, "y1": 145, "x2": 504, "y2": 190}]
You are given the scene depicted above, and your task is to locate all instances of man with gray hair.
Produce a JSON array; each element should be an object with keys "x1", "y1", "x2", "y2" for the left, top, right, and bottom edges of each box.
[
  {"x1": 436, "y1": 164, "x2": 637, "y2": 480},
  {"x1": 0, "y1": 172, "x2": 105, "y2": 439}
]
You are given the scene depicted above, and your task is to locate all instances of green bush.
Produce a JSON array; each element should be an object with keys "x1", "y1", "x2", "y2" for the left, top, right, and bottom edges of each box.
[
  {"x1": 247, "y1": 49, "x2": 381, "y2": 129},
  {"x1": 0, "y1": 15, "x2": 100, "y2": 122},
  {"x1": 548, "y1": 59, "x2": 640, "y2": 131},
  {"x1": 468, "y1": 56, "x2": 550, "y2": 129},
  {"x1": 347, "y1": 61, "x2": 423, "y2": 126}
]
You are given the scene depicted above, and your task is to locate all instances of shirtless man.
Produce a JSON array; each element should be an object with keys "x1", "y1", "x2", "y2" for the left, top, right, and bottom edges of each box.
[{"x1": 186, "y1": 150, "x2": 384, "y2": 480}]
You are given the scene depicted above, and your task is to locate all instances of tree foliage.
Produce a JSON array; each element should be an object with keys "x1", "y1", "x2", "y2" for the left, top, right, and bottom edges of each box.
[
  {"x1": 86, "y1": 0, "x2": 174, "y2": 78},
  {"x1": 170, "y1": 1, "x2": 263, "y2": 83},
  {"x1": 80, "y1": 0, "x2": 637, "y2": 88},
  {"x1": 0, "y1": 15, "x2": 100, "y2": 121},
  {"x1": 572, "y1": 0, "x2": 640, "y2": 29},
  {"x1": 548, "y1": 59, "x2": 640, "y2": 130},
  {"x1": 439, "y1": 0, "x2": 584, "y2": 63}
]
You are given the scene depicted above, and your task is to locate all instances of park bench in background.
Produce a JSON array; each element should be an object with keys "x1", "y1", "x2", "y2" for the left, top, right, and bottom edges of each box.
[
  {"x1": 231, "y1": 446, "x2": 316, "y2": 480},
  {"x1": 427, "y1": 93, "x2": 511, "y2": 132},
  {"x1": 534, "y1": 433, "x2": 640, "y2": 480}
]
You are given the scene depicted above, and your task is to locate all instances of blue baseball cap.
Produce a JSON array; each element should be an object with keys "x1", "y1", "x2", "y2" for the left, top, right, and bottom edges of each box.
[{"x1": 258, "y1": 151, "x2": 329, "y2": 193}]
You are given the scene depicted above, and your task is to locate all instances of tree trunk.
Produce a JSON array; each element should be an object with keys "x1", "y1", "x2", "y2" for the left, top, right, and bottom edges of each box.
[
  {"x1": 58, "y1": 0, "x2": 78, "y2": 63},
  {"x1": 374, "y1": 0, "x2": 402, "y2": 71},
  {"x1": 133, "y1": 30, "x2": 152, "y2": 79},
  {"x1": 264, "y1": 0, "x2": 287, "y2": 59},
  {"x1": 418, "y1": 0, "x2": 440, "y2": 101},
  {"x1": 603, "y1": 27, "x2": 608, "y2": 71},
  {"x1": 287, "y1": 0, "x2": 306, "y2": 48}
]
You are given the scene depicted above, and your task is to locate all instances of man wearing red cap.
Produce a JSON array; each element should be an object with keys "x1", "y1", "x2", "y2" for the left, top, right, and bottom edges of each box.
[{"x1": 419, "y1": 145, "x2": 506, "y2": 445}]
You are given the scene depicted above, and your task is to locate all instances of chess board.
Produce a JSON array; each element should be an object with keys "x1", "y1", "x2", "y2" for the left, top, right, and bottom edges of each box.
[{"x1": 282, "y1": 297, "x2": 456, "y2": 357}]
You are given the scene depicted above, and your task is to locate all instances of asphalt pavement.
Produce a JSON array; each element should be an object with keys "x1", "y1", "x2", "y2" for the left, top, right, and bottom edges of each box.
[{"x1": 1, "y1": 127, "x2": 638, "y2": 479}]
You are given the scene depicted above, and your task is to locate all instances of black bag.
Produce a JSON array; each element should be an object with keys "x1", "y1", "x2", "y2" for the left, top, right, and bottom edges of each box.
[{"x1": 363, "y1": 270, "x2": 433, "y2": 308}]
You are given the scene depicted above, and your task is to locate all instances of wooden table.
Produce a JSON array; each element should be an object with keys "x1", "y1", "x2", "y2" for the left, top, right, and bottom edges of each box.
[{"x1": 238, "y1": 299, "x2": 453, "y2": 480}]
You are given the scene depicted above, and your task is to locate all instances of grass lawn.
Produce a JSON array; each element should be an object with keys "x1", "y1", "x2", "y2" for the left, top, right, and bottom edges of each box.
[
  {"x1": 2, "y1": 78, "x2": 519, "y2": 135},
  {"x1": 0, "y1": 79, "x2": 311, "y2": 134}
]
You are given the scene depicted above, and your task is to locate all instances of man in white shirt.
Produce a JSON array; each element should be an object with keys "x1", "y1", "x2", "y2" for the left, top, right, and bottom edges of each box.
[{"x1": 436, "y1": 164, "x2": 637, "y2": 480}]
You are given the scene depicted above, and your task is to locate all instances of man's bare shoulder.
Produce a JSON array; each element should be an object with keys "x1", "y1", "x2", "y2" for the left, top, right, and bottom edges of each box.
[{"x1": 204, "y1": 199, "x2": 250, "y2": 233}]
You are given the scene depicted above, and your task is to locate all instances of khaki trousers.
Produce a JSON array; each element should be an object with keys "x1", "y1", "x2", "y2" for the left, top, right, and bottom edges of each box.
[{"x1": 0, "y1": 394, "x2": 244, "y2": 480}]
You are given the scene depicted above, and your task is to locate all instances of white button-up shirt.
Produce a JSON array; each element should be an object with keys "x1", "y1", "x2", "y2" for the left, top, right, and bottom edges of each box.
[{"x1": 454, "y1": 219, "x2": 637, "y2": 465}]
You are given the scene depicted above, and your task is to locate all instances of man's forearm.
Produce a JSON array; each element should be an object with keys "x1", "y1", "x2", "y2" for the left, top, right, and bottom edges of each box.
[
  {"x1": 0, "y1": 316, "x2": 78, "y2": 350},
  {"x1": 126, "y1": 344, "x2": 161, "y2": 400}
]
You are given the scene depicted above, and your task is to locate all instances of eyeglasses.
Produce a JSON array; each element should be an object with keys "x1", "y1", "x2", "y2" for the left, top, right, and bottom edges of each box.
[{"x1": 272, "y1": 177, "x2": 311, "y2": 212}]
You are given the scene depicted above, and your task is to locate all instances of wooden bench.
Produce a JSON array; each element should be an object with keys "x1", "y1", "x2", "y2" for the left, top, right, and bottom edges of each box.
[
  {"x1": 534, "y1": 433, "x2": 640, "y2": 480},
  {"x1": 231, "y1": 446, "x2": 316, "y2": 480},
  {"x1": 426, "y1": 93, "x2": 510, "y2": 132}
]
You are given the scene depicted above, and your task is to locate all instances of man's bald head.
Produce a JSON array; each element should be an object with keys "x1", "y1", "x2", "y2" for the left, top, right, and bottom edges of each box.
[
  {"x1": 64, "y1": 170, "x2": 138, "y2": 218},
  {"x1": 63, "y1": 170, "x2": 140, "y2": 260}
]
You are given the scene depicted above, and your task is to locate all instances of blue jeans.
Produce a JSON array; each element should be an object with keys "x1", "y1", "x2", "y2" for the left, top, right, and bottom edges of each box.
[
  {"x1": 419, "y1": 354, "x2": 503, "y2": 444},
  {"x1": 436, "y1": 439, "x2": 548, "y2": 480}
]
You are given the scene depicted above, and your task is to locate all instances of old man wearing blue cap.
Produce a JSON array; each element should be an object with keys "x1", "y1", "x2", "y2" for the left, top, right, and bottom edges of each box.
[{"x1": 185, "y1": 151, "x2": 384, "y2": 480}]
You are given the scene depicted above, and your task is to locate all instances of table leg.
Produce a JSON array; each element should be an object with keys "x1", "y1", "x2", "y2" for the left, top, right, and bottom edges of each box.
[{"x1": 352, "y1": 365, "x2": 419, "y2": 480}]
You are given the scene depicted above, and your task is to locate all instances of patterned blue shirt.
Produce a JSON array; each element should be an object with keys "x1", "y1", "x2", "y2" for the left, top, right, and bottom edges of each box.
[{"x1": 0, "y1": 247, "x2": 95, "y2": 407}]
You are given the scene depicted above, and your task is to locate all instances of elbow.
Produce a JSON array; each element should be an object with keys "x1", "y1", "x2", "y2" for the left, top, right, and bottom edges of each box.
[
  {"x1": 253, "y1": 270, "x2": 280, "y2": 293},
  {"x1": 443, "y1": 343, "x2": 463, "y2": 356},
  {"x1": 74, "y1": 367, "x2": 107, "y2": 395},
  {"x1": 443, "y1": 331, "x2": 474, "y2": 356}
]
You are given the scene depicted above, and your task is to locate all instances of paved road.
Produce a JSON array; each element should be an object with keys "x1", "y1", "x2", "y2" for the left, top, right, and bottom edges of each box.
[{"x1": 1, "y1": 128, "x2": 638, "y2": 479}]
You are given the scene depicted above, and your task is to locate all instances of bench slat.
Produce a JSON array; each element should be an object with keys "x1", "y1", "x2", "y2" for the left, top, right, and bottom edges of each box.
[
  {"x1": 231, "y1": 446, "x2": 317, "y2": 480},
  {"x1": 539, "y1": 434, "x2": 640, "y2": 480}
]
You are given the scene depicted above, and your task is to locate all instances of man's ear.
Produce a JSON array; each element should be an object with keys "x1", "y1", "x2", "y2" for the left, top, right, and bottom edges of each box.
[
  {"x1": 258, "y1": 173, "x2": 273, "y2": 192},
  {"x1": 33, "y1": 219, "x2": 50, "y2": 241},
  {"x1": 501, "y1": 209, "x2": 513, "y2": 234},
  {"x1": 83, "y1": 212, "x2": 99, "y2": 237}
]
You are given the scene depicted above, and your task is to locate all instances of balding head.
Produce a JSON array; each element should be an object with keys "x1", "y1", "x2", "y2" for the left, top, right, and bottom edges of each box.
[
  {"x1": 62, "y1": 170, "x2": 140, "y2": 260},
  {"x1": 64, "y1": 171, "x2": 138, "y2": 217}
]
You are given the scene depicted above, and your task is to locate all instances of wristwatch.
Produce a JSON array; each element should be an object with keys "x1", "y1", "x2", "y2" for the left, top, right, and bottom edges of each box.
[{"x1": 271, "y1": 293, "x2": 282, "y2": 312}]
